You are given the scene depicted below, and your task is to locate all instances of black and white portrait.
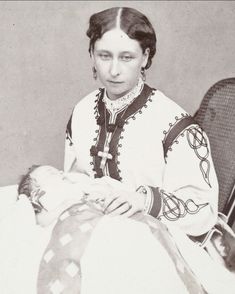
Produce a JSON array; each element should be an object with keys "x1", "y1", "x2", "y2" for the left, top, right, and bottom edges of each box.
[{"x1": 0, "y1": 1, "x2": 235, "y2": 293}]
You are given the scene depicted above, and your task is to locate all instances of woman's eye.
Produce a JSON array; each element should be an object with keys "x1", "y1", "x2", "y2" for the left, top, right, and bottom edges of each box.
[
  {"x1": 99, "y1": 53, "x2": 111, "y2": 60},
  {"x1": 120, "y1": 55, "x2": 133, "y2": 62}
]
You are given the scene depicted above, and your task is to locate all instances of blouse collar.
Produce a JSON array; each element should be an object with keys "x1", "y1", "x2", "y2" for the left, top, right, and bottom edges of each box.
[{"x1": 103, "y1": 78, "x2": 144, "y2": 112}]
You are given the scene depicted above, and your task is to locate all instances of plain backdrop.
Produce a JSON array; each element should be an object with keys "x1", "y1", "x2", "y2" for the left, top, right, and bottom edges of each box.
[{"x1": 1, "y1": 1, "x2": 235, "y2": 185}]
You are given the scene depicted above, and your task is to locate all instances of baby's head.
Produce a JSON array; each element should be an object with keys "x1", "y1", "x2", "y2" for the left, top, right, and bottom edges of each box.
[{"x1": 18, "y1": 165, "x2": 65, "y2": 213}]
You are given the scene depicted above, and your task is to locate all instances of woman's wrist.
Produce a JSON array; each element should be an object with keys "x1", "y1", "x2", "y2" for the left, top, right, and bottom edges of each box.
[{"x1": 136, "y1": 185, "x2": 152, "y2": 213}]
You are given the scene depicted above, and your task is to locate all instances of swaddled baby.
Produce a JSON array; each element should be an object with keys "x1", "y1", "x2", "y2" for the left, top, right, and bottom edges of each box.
[
  {"x1": 18, "y1": 165, "x2": 110, "y2": 293},
  {"x1": 17, "y1": 164, "x2": 116, "y2": 227},
  {"x1": 18, "y1": 165, "x2": 94, "y2": 226}
]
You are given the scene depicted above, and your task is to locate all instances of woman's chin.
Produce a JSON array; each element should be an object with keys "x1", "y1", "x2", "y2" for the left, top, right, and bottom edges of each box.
[{"x1": 106, "y1": 87, "x2": 130, "y2": 100}]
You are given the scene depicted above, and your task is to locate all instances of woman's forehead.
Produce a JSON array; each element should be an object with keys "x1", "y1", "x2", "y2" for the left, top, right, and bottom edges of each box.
[{"x1": 94, "y1": 28, "x2": 142, "y2": 53}]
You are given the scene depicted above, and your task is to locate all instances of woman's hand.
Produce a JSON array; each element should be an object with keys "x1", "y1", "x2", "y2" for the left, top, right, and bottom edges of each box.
[
  {"x1": 103, "y1": 190, "x2": 145, "y2": 217},
  {"x1": 85, "y1": 177, "x2": 146, "y2": 217},
  {"x1": 87, "y1": 185, "x2": 145, "y2": 217}
]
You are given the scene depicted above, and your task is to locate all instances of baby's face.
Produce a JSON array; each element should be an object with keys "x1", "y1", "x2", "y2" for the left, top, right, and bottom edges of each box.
[
  {"x1": 30, "y1": 166, "x2": 71, "y2": 211},
  {"x1": 31, "y1": 165, "x2": 65, "y2": 187}
]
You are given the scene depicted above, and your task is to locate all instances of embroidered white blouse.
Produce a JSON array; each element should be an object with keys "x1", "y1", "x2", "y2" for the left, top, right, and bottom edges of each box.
[{"x1": 64, "y1": 83, "x2": 219, "y2": 237}]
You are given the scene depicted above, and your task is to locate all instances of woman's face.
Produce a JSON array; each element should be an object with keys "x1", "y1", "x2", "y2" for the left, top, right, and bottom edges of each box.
[{"x1": 92, "y1": 28, "x2": 149, "y2": 100}]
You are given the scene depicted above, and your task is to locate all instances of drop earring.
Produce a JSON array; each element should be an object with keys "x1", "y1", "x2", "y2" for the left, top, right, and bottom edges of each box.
[
  {"x1": 92, "y1": 66, "x2": 97, "y2": 80},
  {"x1": 141, "y1": 67, "x2": 146, "y2": 82}
]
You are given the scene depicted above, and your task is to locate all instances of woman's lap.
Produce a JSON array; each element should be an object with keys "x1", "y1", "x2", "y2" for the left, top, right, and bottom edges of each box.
[{"x1": 37, "y1": 202, "x2": 204, "y2": 294}]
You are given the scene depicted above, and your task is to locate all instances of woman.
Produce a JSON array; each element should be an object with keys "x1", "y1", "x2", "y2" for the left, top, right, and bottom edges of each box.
[
  {"x1": 65, "y1": 6, "x2": 218, "y2": 236},
  {"x1": 38, "y1": 7, "x2": 235, "y2": 294}
]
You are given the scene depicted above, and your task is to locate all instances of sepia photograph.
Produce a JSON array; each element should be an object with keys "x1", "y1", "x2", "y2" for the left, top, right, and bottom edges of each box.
[{"x1": 0, "y1": 1, "x2": 235, "y2": 293}]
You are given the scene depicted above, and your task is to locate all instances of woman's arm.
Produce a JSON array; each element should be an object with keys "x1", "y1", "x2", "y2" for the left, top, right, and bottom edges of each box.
[
  {"x1": 145, "y1": 125, "x2": 219, "y2": 236},
  {"x1": 100, "y1": 124, "x2": 218, "y2": 236}
]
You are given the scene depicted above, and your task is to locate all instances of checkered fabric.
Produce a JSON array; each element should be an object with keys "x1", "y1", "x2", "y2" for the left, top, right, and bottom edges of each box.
[
  {"x1": 37, "y1": 203, "x2": 204, "y2": 294},
  {"x1": 37, "y1": 202, "x2": 103, "y2": 294}
]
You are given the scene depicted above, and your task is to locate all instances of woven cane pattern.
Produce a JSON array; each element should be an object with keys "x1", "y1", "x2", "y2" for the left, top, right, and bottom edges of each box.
[{"x1": 194, "y1": 78, "x2": 235, "y2": 212}]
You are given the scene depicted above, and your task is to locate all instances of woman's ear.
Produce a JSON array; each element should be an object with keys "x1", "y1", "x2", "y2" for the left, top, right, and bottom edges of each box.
[
  {"x1": 90, "y1": 50, "x2": 95, "y2": 62},
  {"x1": 90, "y1": 51, "x2": 97, "y2": 71},
  {"x1": 142, "y1": 48, "x2": 150, "y2": 68}
]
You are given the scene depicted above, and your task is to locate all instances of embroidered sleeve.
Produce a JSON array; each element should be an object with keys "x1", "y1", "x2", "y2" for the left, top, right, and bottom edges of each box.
[{"x1": 148, "y1": 124, "x2": 219, "y2": 236}]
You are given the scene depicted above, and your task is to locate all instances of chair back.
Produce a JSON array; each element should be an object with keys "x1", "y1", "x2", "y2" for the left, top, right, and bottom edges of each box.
[{"x1": 194, "y1": 78, "x2": 235, "y2": 224}]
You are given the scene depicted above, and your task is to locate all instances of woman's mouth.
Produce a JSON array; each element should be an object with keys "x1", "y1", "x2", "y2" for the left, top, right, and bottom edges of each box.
[{"x1": 108, "y1": 80, "x2": 124, "y2": 84}]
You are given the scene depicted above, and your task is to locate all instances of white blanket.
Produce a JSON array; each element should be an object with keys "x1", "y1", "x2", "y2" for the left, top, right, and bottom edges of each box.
[
  {"x1": 81, "y1": 215, "x2": 189, "y2": 294},
  {"x1": 0, "y1": 185, "x2": 235, "y2": 294},
  {"x1": 0, "y1": 186, "x2": 53, "y2": 294},
  {"x1": 80, "y1": 215, "x2": 235, "y2": 294}
]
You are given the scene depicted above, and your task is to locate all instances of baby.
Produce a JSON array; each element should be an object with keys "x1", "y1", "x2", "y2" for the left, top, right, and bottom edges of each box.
[
  {"x1": 17, "y1": 165, "x2": 107, "y2": 226},
  {"x1": 18, "y1": 165, "x2": 110, "y2": 293}
]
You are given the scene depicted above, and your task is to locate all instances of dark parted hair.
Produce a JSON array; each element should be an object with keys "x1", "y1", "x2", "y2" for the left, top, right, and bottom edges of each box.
[
  {"x1": 18, "y1": 165, "x2": 46, "y2": 213},
  {"x1": 86, "y1": 7, "x2": 157, "y2": 69}
]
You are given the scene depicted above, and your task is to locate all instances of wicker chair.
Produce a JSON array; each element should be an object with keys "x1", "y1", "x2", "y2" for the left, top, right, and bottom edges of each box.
[{"x1": 194, "y1": 78, "x2": 235, "y2": 229}]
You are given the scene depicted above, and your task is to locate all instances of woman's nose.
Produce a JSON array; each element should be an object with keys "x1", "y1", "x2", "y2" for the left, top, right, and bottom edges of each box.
[{"x1": 109, "y1": 59, "x2": 121, "y2": 77}]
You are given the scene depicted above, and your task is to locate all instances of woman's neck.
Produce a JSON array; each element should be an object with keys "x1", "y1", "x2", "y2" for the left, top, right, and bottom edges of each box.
[
  {"x1": 106, "y1": 78, "x2": 143, "y2": 101},
  {"x1": 104, "y1": 78, "x2": 144, "y2": 112}
]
